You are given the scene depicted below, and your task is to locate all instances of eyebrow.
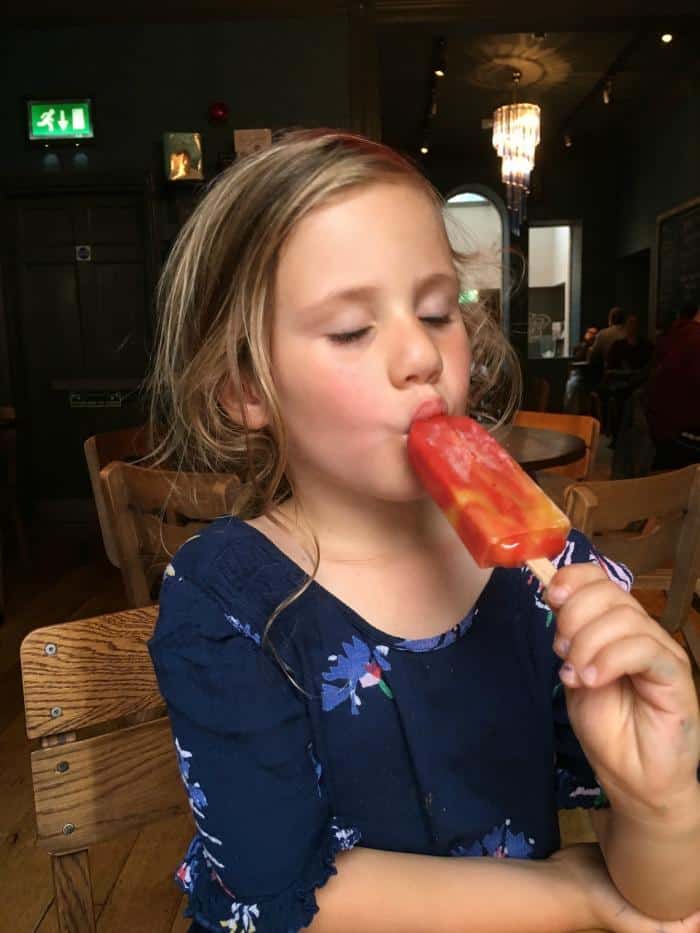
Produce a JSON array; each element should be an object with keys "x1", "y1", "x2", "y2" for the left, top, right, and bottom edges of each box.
[{"x1": 299, "y1": 272, "x2": 460, "y2": 319}]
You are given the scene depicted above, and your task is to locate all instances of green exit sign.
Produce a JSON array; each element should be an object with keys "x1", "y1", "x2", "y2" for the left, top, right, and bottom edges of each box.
[{"x1": 28, "y1": 99, "x2": 94, "y2": 141}]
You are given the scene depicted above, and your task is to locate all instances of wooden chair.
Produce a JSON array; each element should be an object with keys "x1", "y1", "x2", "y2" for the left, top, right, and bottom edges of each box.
[
  {"x1": 20, "y1": 606, "x2": 190, "y2": 933},
  {"x1": 514, "y1": 411, "x2": 601, "y2": 509},
  {"x1": 84, "y1": 425, "x2": 152, "y2": 568},
  {"x1": 526, "y1": 376, "x2": 550, "y2": 413},
  {"x1": 514, "y1": 411, "x2": 600, "y2": 481},
  {"x1": 564, "y1": 465, "x2": 700, "y2": 661},
  {"x1": 101, "y1": 460, "x2": 242, "y2": 608}
]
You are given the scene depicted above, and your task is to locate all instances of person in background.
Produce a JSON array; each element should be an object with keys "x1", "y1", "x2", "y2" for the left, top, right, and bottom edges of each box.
[
  {"x1": 648, "y1": 295, "x2": 700, "y2": 469},
  {"x1": 588, "y1": 306, "x2": 625, "y2": 370},
  {"x1": 571, "y1": 326, "x2": 598, "y2": 362},
  {"x1": 654, "y1": 299, "x2": 699, "y2": 368},
  {"x1": 606, "y1": 313, "x2": 653, "y2": 373}
]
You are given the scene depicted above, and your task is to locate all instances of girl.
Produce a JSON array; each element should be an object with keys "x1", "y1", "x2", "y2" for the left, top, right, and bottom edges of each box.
[{"x1": 147, "y1": 130, "x2": 700, "y2": 933}]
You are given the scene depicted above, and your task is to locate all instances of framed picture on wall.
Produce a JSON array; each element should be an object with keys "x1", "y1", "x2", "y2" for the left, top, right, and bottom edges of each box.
[
  {"x1": 233, "y1": 128, "x2": 272, "y2": 158},
  {"x1": 163, "y1": 132, "x2": 204, "y2": 182}
]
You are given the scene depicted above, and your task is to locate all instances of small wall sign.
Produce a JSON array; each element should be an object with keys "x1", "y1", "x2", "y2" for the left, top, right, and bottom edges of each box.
[{"x1": 28, "y1": 99, "x2": 94, "y2": 141}]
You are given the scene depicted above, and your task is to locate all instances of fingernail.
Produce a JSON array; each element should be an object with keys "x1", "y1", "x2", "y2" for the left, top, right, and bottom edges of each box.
[
  {"x1": 559, "y1": 662, "x2": 577, "y2": 685},
  {"x1": 581, "y1": 665, "x2": 597, "y2": 686},
  {"x1": 547, "y1": 585, "x2": 571, "y2": 607},
  {"x1": 553, "y1": 637, "x2": 570, "y2": 658}
]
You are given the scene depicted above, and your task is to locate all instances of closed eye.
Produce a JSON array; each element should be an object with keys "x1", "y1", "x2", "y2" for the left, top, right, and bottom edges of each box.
[
  {"x1": 420, "y1": 314, "x2": 454, "y2": 327},
  {"x1": 328, "y1": 327, "x2": 372, "y2": 344}
]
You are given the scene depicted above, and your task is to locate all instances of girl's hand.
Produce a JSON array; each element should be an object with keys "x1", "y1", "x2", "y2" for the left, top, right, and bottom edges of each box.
[
  {"x1": 546, "y1": 562, "x2": 700, "y2": 819},
  {"x1": 551, "y1": 843, "x2": 700, "y2": 932}
]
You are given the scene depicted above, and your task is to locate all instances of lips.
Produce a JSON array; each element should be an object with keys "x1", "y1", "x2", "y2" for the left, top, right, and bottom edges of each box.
[{"x1": 409, "y1": 397, "x2": 447, "y2": 428}]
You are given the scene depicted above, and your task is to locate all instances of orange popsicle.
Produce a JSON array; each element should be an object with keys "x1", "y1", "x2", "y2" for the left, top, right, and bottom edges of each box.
[{"x1": 407, "y1": 415, "x2": 570, "y2": 584}]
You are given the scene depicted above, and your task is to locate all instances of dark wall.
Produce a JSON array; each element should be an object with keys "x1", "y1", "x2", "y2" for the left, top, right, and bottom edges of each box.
[
  {"x1": 0, "y1": 19, "x2": 351, "y2": 181},
  {"x1": 0, "y1": 18, "x2": 351, "y2": 406},
  {"x1": 616, "y1": 73, "x2": 700, "y2": 258}
]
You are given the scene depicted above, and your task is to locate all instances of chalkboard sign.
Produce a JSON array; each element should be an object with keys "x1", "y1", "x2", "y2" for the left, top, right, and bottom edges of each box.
[{"x1": 655, "y1": 197, "x2": 700, "y2": 330}]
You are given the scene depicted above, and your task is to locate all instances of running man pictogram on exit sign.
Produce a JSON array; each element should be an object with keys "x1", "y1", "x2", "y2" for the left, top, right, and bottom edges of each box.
[{"x1": 28, "y1": 99, "x2": 94, "y2": 141}]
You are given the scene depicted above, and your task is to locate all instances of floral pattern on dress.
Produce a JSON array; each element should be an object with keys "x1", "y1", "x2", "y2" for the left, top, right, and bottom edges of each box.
[
  {"x1": 321, "y1": 636, "x2": 392, "y2": 715},
  {"x1": 174, "y1": 739, "x2": 264, "y2": 926},
  {"x1": 556, "y1": 766, "x2": 608, "y2": 809},
  {"x1": 225, "y1": 614, "x2": 262, "y2": 646},
  {"x1": 451, "y1": 819, "x2": 535, "y2": 859},
  {"x1": 220, "y1": 902, "x2": 260, "y2": 932}
]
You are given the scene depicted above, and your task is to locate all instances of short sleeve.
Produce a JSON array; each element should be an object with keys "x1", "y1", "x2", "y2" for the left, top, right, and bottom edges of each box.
[
  {"x1": 532, "y1": 530, "x2": 633, "y2": 811},
  {"x1": 148, "y1": 571, "x2": 361, "y2": 933}
]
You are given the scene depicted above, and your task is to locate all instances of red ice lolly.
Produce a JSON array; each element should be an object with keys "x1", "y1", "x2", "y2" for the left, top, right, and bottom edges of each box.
[{"x1": 407, "y1": 415, "x2": 570, "y2": 585}]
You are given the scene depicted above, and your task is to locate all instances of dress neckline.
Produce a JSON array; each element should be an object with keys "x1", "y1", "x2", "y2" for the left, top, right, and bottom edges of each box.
[{"x1": 236, "y1": 516, "x2": 495, "y2": 654}]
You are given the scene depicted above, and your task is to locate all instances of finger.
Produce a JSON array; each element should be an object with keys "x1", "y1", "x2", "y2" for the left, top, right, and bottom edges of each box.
[
  {"x1": 554, "y1": 583, "x2": 691, "y2": 668},
  {"x1": 555, "y1": 604, "x2": 670, "y2": 672},
  {"x1": 554, "y1": 578, "x2": 642, "y2": 643},
  {"x1": 546, "y1": 562, "x2": 608, "y2": 608},
  {"x1": 561, "y1": 633, "x2": 692, "y2": 693}
]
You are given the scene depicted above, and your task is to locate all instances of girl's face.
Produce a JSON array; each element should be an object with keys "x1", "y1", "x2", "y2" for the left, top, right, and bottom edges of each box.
[{"x1": 270, "y1": 180, "x2": 471, "y2": 504}]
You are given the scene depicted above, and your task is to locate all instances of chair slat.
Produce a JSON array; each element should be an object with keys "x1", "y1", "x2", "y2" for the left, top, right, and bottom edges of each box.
[
  {"x1": 21, "y1": 607, "x2": 160, "y2": 738},
  {"x1": 115, "y1": 464, "x2": 237, "y2": 518},
  {"x1": 591, "y1": 515, "x2": 682, "y2": 576},
  {"x1": 566, "y1": 465, "x2": 698, "y2": 531},
  {"x1": 31, "y1": 717, "x2": 190, "y2": 852},
  {"x1": 135, "y1": 512, "x2": 210, "y2": 561}
]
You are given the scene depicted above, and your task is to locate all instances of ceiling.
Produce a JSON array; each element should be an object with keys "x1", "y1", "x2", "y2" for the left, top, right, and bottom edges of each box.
[
  {"x1": 380, "y1": 25, "x2": 700, "y2": 156},
  {"x1": 6, "y1": 2, "x2": 699, "y2": 158}
]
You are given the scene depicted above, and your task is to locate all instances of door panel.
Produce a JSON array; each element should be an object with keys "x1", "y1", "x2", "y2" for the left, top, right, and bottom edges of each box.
[{"x1": 12, "y1": 191, "x2": 151, "y2": 501}]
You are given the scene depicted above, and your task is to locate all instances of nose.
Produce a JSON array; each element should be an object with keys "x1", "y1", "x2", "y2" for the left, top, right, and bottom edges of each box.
[{"x1": 387, "y1": 314, "x2": 443, "y2": 388}]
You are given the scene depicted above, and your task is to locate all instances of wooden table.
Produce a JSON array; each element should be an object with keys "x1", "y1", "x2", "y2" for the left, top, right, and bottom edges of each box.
[{"x1": 495, "y1": 424, "x2": 586, "y2": 472}]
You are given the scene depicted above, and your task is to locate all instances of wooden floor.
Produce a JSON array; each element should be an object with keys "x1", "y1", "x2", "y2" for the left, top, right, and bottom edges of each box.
[{"x1": 1, "y1": 494, "x2": 698, "y2": 930}]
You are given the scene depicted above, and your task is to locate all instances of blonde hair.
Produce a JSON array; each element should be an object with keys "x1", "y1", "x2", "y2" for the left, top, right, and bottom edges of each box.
[{"x1": 148, "y1": 128, "x2": 520, "y2": 676}]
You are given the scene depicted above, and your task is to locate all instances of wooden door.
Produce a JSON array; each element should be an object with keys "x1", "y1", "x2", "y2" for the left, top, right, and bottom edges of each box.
[{"x1": 11, "y1": 191, "x2": 151, "y2": 503}]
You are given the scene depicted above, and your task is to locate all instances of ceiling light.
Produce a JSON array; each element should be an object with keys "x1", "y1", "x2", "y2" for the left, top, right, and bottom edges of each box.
[
  {"x1": 564, "y1": 134, "x2": 573, "y2": 148},
  {"x1": 661, "y1": 33, "x2": 673, "y2": 43},
  {"x1": 420, "y1": 145, "x2": 429, "y2": 155},
  {"x1": 492, "y1": 71, "x2": 540, "y2": 235},
  {"x1": 602, "y1": 79, "x2": 613, "y2": 105}
]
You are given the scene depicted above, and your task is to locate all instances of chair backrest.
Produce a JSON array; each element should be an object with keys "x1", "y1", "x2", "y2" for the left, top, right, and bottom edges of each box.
[
  {"x1": 20, "y1": 606, "x2": 189, "y2": 857},
  {"x1": 514, "y1": 410, "x2": 600, "y2": 480},
  {"x1": 84, "y1": 426, "x2": 152, "y2": 567},
  {"x1": 564, "y1": 464, "x2": 700, "y2": 634},
  {"x1": 526, "y1": 376, "x2": 550, "y2": 412},
  {"x1": 101, "y1": 461, "x2": 243, "y2": 608}
]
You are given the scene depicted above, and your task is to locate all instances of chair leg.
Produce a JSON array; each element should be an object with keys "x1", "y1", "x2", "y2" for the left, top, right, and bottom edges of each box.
[{"x1": 52, "y1": 849, "x2": 96, "y2": 933}]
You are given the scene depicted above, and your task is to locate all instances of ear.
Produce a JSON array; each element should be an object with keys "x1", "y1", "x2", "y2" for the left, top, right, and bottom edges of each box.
[{"x1": 219, "y1": 376, "x2": 269, "y2": 431}]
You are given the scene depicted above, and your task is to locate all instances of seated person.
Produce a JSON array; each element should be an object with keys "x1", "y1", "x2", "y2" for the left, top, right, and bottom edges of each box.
[
  {"x1": 647, "y1": 296, "x2": 700, "y2": 469},
  {"x1": 606, "y1": 313, "x2": 653, "y2": 373}
]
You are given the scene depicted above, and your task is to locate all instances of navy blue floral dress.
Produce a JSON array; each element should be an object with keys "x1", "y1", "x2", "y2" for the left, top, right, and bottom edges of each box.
[{"x1": 148, "y1": 516, "x2": 632, "y2": 933}]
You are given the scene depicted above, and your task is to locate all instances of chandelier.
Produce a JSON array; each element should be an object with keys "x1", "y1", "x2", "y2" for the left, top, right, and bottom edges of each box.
[{"x1": 492, "y1": 71, "x2": 540, "y2": 235}]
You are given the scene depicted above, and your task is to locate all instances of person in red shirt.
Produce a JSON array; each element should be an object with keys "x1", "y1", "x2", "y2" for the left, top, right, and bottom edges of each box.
[{"x1": 647, "y1": 297, "x2": 700, "y2": 469}]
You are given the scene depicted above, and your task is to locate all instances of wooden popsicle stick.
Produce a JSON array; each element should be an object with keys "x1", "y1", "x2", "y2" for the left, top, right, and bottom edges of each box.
[{"x1": 525, "y1": 557, "x2": 557, "y2": 588}]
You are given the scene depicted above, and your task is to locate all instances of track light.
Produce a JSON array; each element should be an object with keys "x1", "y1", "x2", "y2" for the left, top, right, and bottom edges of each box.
[
  {"x1": 564, "y1": 134, "x2": 573, "y2": 148},
  {"x1": 433, "y1": 37, "x2": 447, "y2": 78},
  {"x1": 602, "y1": 79, "x2": 613, "y2": 105}
]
